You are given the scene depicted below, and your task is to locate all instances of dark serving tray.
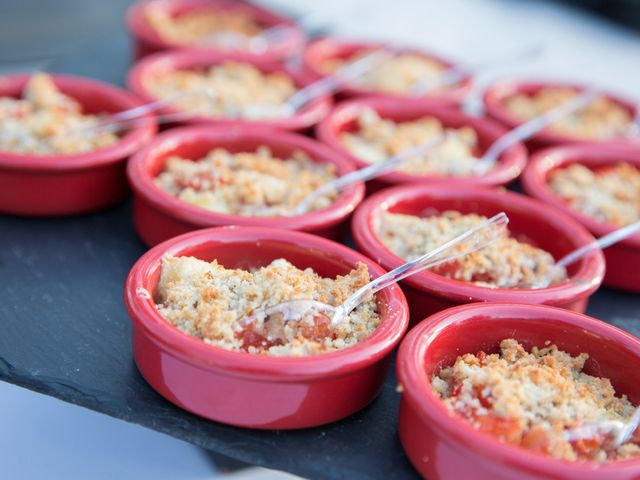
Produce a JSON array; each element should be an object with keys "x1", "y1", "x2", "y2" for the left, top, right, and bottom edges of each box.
[{"x1": 1, "y1": 2, "x2": 640, "y2": 479}]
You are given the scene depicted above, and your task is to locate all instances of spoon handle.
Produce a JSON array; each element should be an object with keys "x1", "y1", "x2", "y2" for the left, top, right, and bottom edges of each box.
[
  {"x1": 285, "y1": 50, "x2": 392, "y2": 112},
  {"x1": 292, "y1": 133, "x2": 447, "y2": 215},
  {"x1": 338, "y1": 212, "x2": 509, "y2": 316},
  {"x1": 475, "y1": 88, "x2": 600, "y2": 174},
  {"x1": 557, "y1": 220, "x2": 640, "y2": 270}
]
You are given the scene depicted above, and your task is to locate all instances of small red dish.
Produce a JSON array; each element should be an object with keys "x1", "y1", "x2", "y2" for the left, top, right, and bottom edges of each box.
[
  {"x1": 127, "y1": 48, "x2": 331, "y2": 132},
  {"x1": 125, "y1": 226, "x2": 409, "y2": 429},
  {"x1": 302, "y1": 37, "x2": 471, "y2": 105},
  {"x1": 483, "y1": 79, "x2": 639, "y2": 150},
  {"x1": 352, "y1": 184, "x2": 605, "y2": 324},
  {"x1": 0, "y1": 74, "x2": 156, "y2": 217},
  {"x1": 126, "y1": 0, "x2": 305, "y2": 61},
  {"x1": 127, "y1": 124, "x2": 365, "y2": 246},
  {"x1": 316, "y1": 97, "x2": 527, "y2": 191},
  {"x1": 397, "y1": 302, "x2": 640, "y2": 480},
  {"x1": 522, "y1": 145, "x2": 640, "y2": 292}
]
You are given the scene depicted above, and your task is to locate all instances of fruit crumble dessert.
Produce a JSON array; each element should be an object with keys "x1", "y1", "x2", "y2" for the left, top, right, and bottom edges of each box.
[
  {"x1": 0, "y1": 73, "x2": 118, "y2": 155},
  {"x1": 504, "y1": 87, "x2": 632, "y2": 139},
  {"x1": 376, "y1": 210, "x2": 566, "y2": 288},
  {"x1": 321, "y1": 51, "x2": 450, "y2": 95},
  {"x1": 155, "y1": 256, "x2": 380, "y2": 356},
  {"x1": 155, "y1": 146, "x2": 338, "y2": 216},
  {"x1": 431, "y1": 338, "x2": 640, "y2": 462},
  {"x1": 143, "y1": 61, "x2": 297, "y2": 119},
  {"x1": 340, "y1": 108, "x2": 481, "y2": 176},
  {"x1": 145, "y1": 7, "x2": 263, "y2": 47},
  {"x1": 548, "y1": 162, "x2": 640, "y2": 228}
]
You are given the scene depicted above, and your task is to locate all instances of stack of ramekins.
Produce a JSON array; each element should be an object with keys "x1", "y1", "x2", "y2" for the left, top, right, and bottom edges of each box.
[{"x1": 2, "y1": 0, "x2": 639, "y2": 478}]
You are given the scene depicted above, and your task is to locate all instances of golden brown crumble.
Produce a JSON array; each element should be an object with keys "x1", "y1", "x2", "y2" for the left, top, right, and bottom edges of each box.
[
  {"x1": 154, "y1": 146, "x2": 338, "y2": 216},
  {"x1": 0, "y1": 73, "x2": 118, "y2": 155},
  {"x1": 155, "y1": 256, "x2": 380, "y2": 356},
  {"x1": 340, "y1": 108, "x2": 480, "y2": 176},
  {"x1": 548, "y1": 162, "x2": 640, "y2": 228},
  {"x1": 376, "y1": 211, "x2": 566, "y2": 288},
  {"x1": 432, "y1": 339, "x2": 640, "y2": 462},
  {"x1": 504, "y1": 87, "x2": 632, "y2": 139}
]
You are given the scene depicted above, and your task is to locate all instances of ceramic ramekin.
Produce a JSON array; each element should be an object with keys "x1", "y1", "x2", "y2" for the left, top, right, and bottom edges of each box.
[
  {"x1": 127, "y1": 124, "x2": 365, "y2": 246},
  {"x1": 352, "y1": 184, "x2": 605, "y2": 324},
  {"x1": 483, "y1": 79, "x2": 639, "y2": 150},
  {"x1": 125, "y1": 226, "x2": 409, "y2": 429},
  {"x1": 302, "y1": 37, "x2": 471, "y2": 105},
  {"x1": 522, "y1": 145, "x2": 640, "y2": 292},
  {"x1": 126, "y1": 0, "x2": 305, "y2": 61},
  {"x1": 397, "y1": 302, "x2": 640, "y2": 480},
  {"x1": 0, "y1": 74, "x2": 156, "y2": 216},
  {"x1": 316, "y1": 97, "x2": 527, "y2": 192},
  {"x1": 127, "y1": 48, "x2": 331, "y2": 132}
]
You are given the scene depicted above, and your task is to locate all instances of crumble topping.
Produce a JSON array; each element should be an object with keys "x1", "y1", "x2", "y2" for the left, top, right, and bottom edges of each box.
[
  {"x1": 143, "y1": 61, "x2": 297, "y2": 119},
  {"x1": 320, "y1": 51, "x2": 450, "y2": 94},
  {"x1": 432, "y1": 339, "x2": 640, "y2": 462},
  {"x1": 504, "y1": 87, "x2": 632, "y2": 139},
  {"x1": 155, "y1": 256, "x2": 380, "y2": 356},
  {"x1": 340, "y1": 108, "x2": 481, "y2": 176},
  {"x1": 154, "y1": 146, "x2": 338, "y2": 216},
  {"x1": 145, "y1": 7, "x2": 263, "y2": 46},
  {"x1": 0, "y1": 73, "x2": 118, "y2": 155},
  {"x1": 376, "y1": 211, "x2": 566, "y2": 288},
  {"x1": 548, "y1": 162, "x2": 640, "y2": 228}
]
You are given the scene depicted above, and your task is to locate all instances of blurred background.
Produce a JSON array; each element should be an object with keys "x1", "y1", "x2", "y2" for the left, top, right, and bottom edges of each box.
[{"x1": 0, "y1": 0, "x2": 638, "y2": 479}]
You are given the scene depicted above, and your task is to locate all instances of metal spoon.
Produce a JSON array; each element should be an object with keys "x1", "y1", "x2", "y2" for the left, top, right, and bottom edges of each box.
[{"x1": 239, "y1": 212, "x2": 508, "y2": 338}]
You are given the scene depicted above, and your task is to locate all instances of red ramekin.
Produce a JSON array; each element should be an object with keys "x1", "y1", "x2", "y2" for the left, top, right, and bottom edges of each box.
[
  {"x1": 352, "y1": 184, "x2": 605, "y2": 324},
  {"x1": 522, "y1": 145, "x2": 640, "y2": 292},
  {"x1": 316, "y1": 97, "x2": 527, "y2": 192},
  {"x1": 125, "y1": 226, "x2": 409, "y2": 429},
  {"x1": 302, "y1": 37, "x2": 472, "y2": 106},
  {"x1": 483, "y1": 79, "x2": 640, "y2": 150},
  {"x1": 126, "y1": 0, "x2": 305, "y2": 61},
  {"x1": 127, "y1": 48, "x2": 331, "y2": 132},
  {"x1": 397, "y1": 302, "x2": 640, "y2": 480},
  {"x1": 0, "y1": 74, "x2": 156, "y2": 217},
  {"x1": 127, "y1": 124, "x2": 365, "y2": 246}
]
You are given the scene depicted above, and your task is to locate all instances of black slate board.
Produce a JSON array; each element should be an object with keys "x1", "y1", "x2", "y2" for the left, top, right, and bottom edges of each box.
[{"x1": 1, "y1": 1, "x2": 640, "y2": 479}]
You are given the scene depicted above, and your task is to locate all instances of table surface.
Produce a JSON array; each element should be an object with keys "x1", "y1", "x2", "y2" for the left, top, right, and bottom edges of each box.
[{"x1": 1, "y1": 1, "x2": 639, "y2": 479}]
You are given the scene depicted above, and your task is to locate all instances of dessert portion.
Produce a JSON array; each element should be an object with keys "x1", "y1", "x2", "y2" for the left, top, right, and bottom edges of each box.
[
  {"x1": 340, "y1": 108, "x2": 481, "y2": 176},
  {"x1": 376, "y1": 210, "x2": 566, "y2": 288},
  {"x1": 155, "y1": 146, "x2": 338, "y2": 216},
  {"x1": 143, "y1": 61, "x2": 297, "y2": 119},
  {"x1": 504, "y1": 87, "x2": 632, "y2": 139},
  {"x1": 321, "y1": 51, "x2": 450, "y2": 95},
  {"x1": 548, "y1": 162, "x2": 640, "y2": 228},
  {"x1": 155, "y1": 256, "x2": 380, "y2": 356},
  {"x1": 145, "y1": 7, "x2": 263, "y2": 47},
  {"x1": 432, "y1": 338, "x2": 640, "y2": 462},
  {"x1": 0, "y1": 73, "x2": 118, "y2": 155}
]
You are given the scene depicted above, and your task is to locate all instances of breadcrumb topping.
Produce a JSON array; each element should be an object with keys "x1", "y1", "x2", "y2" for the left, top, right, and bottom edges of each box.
[
  {"x1": 145, "y1": 7, "x2": 263, "y2": 46},
  {"x1": 548, "y1": 162, "x2": 640, "y2": 228},
  {"x1": 154, "y1": 146, "x2": 338, "y2": 216},
  {"x1": 376, "y1": 211, "x2": 566, "y2": 288},
  {"x1": 155, "y1": 256, "x2": 380, "y2": 356},
  {"x1": 504, "y1": 87, "x2": 632, "y2": 139},
  {"x1": 0, "y1": 73, "x2": 118, "y2": 155},
  {"x1": 432, "y1": 339, "x2": 640, "y2": 462},
  {"x1": 321, "y1": 51, "x2": 449, "y2": 94},
  {"x1": 144, "y1": 62, "x2": 297, "y2": 119},
  {"x1": 340, "y1": 108, "x2": 481, "y2": 176}
]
